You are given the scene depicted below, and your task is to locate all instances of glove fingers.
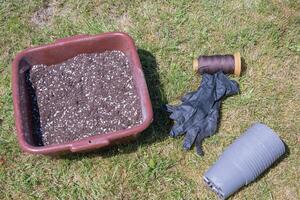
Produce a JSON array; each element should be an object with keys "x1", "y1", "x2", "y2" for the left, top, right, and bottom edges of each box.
[
  {"x1": 170, "y1": 106, "x2": 196, "y2": 123},
  {"x1": 202, "y1": 105, "x2": 220, "y2": 135},
  {"x1": 195, "y1": 133, "x2": 205, "y2": 156},
  {"x1": 170, "y1": 109, "x2": 185, "y2": 121},
  {"x1": 183, "y1": 128, "x2": 199, "y2": 150},
  {"x1": 225, "y1": 80, "x2": 239, "y2": 96},
  {"x1": 170, "y1": 122, "x2": 186, "y2": 137},
  {"x1": 165, "y1": 104, "x2": 177, "y2": 112},
  {"x1": 181, "y1": 91, "x2": 196, "y2": 102},
  {"x1": 214, "y1": 73, "x2": 239, "y2": 100}
]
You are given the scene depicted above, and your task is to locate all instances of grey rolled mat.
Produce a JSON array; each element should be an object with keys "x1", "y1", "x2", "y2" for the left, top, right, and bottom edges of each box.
[{"x1": 203, "y1": 123, "x2": 285, "y2": 199}]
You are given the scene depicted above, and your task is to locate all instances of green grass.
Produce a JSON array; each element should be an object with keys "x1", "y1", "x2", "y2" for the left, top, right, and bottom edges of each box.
[{"x1": 0, "y1": 0, "x2": 299, "y2": 199}]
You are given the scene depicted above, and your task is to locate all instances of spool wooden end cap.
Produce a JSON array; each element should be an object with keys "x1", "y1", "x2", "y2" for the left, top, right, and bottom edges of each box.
[
  {"x1": 234, "y1": 52, "x2": 241, "y2": 76},
  {"x1": 193, "y1": 58, "x2": 199, "y2": 72}
]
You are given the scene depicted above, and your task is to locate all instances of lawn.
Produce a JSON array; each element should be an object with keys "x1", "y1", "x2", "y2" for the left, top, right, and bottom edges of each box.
[{"x1": 0, "y1": 0, "x2": 299, "y2": 199}]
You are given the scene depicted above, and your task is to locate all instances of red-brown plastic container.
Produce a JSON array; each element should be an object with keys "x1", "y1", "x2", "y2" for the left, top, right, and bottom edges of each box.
[{"x1": 12, "y1": 32, "x2": 153, "y2": 155}]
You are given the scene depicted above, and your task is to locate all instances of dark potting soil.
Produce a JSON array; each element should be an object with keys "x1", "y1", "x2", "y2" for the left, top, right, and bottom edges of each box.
[{"x1": 30, "y1": 51, "x2": 143, "y2": 146}]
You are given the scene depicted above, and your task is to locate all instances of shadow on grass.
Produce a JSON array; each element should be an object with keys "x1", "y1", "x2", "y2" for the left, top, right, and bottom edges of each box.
[
  {"x1": 57, "y1": 49, "x2": 171, "y2": 160},
  {"x1": 241, "y1": 57, "x2": 248, "y2": 76}
]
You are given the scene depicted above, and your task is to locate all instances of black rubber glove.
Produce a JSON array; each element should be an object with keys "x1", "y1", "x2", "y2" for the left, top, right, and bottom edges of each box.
[{"x1": 166, "y1": 72, "x2": 239, "y2": 155}]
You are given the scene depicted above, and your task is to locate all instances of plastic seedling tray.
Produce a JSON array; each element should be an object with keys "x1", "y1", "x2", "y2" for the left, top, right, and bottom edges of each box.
[{"x1": 12, "y1": 32, "x2": 153, "y2": 155}]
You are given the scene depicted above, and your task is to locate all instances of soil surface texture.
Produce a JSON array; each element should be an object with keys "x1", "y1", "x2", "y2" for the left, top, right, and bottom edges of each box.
[{"x1": 30, "y1": 51, "x2": 143, "y2": 146}]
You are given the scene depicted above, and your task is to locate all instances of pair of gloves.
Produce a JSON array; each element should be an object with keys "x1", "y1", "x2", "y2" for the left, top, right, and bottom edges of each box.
[{"x1": 166, "y1": 72, "x2": 239, "y2": 155}]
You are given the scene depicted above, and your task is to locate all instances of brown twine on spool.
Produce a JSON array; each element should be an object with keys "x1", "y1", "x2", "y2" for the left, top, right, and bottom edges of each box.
[{"x1": 193, "y1": 52, "x2": 241, "y2": 76}]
